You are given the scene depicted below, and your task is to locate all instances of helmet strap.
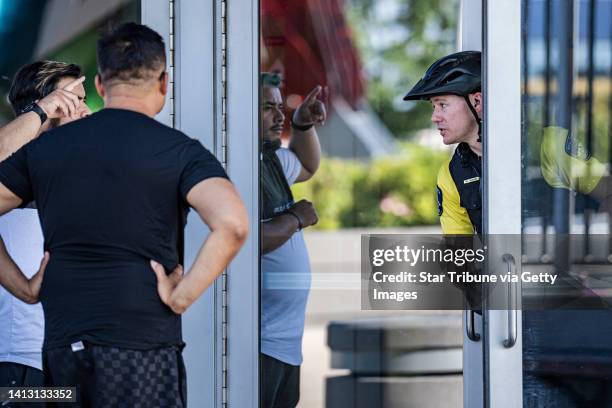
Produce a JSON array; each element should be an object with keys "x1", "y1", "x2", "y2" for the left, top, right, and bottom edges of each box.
[{"x1": 464, "y1": 95, "x2": 482, "y2": 143}]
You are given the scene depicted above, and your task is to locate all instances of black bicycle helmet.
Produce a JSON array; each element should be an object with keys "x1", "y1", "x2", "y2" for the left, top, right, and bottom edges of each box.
[
  {"x1": 404, "y1": 51, "x2": 482, "y2": 140},
  {"x1": 403, "y1": 51, "x2": 481, "y2": 101}
]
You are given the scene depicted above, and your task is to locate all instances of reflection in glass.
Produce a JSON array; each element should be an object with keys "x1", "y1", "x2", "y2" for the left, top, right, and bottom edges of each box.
[
  {"x1": 522, "y1": 0, "x2": 612, "y2": 405},
  {"x1": 260, "y1": 1, "x2": 462, "y2": 407}
]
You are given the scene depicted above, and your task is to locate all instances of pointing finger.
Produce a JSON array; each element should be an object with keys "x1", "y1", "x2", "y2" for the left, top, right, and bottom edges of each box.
[{"x1": 303, "y1": 85, "x2": 322, "y2": 104}]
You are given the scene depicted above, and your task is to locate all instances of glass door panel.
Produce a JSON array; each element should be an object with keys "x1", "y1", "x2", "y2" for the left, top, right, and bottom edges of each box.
[{"x1": 521, "y1": 0, "x2": 612, "y2": 406}]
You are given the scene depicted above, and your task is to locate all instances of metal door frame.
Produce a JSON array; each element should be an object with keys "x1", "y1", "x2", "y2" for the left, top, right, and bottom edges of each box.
[
  {"x1": 143, "y1": 1, "x2": 260, "y2": 406},
  {"x1": 461, "y1": 1, "x2": 523, "y2": 407},
  {"x1": 224, "y1": 0, "x2": 260, "y2": 406}
]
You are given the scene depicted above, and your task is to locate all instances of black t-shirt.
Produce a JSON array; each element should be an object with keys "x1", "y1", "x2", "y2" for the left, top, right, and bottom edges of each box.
[{"x1": 0, "y1": 108, "x2": 228, "y2": 350}]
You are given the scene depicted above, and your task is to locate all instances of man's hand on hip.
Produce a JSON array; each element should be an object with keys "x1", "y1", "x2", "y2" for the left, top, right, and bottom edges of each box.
[
  {"x1": 26, "y1": 252, "x2": 50, "y2": 303},
  {"x1": 150, "y1": 260, "x2": 184, "y2": 313}
]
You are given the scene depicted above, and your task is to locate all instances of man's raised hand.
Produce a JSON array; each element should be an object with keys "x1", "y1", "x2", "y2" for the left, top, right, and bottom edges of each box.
[
  {"x1": 292, "y1": 85, "x2": 327, "y2": 127},
  {"x1": 37, "y1": 76, "x2": 86, "y2": 121}
]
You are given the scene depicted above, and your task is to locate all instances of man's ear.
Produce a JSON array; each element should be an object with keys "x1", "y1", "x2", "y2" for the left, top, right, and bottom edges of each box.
[
  {"x1": 470, "y1": 92, "x2": 482, "y2": 115},
  {"x1": 159, "y1": 72, "x2": 168, "y2": 96},
  {"x1": 95, "y1": 75, "x2": 105, "y2": 98}
]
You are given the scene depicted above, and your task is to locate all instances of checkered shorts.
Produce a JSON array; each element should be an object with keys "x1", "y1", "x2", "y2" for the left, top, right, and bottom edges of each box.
[{"x1": 43, "y1": 344, "x2": 186, "y2": 408}]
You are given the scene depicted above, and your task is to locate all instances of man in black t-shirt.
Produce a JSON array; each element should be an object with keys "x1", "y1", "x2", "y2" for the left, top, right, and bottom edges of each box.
[{"x1": 0, "y1": 23, "x2": 248, "y2": 407}]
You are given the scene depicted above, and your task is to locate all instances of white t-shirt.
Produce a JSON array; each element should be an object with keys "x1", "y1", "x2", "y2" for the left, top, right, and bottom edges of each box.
[
  {"x1": 0, "y1": 209, "x2": 45, "y2": 370},
  {"x1": 260, "y1": 148, "x2": 311, "y2": 366}
]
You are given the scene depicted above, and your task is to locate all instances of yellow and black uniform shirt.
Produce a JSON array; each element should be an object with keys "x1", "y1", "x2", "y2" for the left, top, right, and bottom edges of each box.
[{"x1": 436, "y1": 142, "x2": 482, "y2": 235}]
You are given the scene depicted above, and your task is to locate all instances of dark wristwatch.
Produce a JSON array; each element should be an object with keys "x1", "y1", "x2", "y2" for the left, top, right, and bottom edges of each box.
[
  {"x1": 291, "y1": 121, "x2": 314, "y2": 131},
  {"x1": 20, "y1": 103, "x2": 48, "y2": 125},
  {"x1": 285, "y1": 209, "x2": 303, "y2": 230}
]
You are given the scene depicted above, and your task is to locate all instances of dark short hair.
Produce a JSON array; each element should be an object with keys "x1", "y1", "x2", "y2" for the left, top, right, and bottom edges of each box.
[
  {"x1": 97, "y1": 22, "x2": 166, "y2": 85},
  {"x1": 260, "y1": 72, "x2": 282, "y2": 88},
  {"x1": 8, "y1": 60, "x2": 82, "y2": 115}
]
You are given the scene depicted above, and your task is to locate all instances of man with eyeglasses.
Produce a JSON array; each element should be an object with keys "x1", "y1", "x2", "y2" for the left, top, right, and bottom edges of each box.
[{"x1": 0, "y1": 60, "x2": 88, "y2": 403}]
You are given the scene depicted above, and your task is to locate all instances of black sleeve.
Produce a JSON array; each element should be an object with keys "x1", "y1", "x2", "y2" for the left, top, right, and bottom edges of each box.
[
  {"x1": 179, "y1": 139, "x2": 229, "y2": 200},
  {"x1": 0, "y1": 146, "x2": 34, "y2": 204}
]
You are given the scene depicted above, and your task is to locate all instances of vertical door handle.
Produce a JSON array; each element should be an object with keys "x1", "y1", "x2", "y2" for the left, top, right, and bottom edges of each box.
[
  {"x1": 502, "y1": 253, "x2": 518, "y2": 348},
  {"x1": 466, "y1": 309, "x2": 480, "y2": 341}
]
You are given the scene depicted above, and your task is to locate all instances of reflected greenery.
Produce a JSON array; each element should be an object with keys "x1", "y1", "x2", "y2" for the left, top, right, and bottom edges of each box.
[
  {"x1": 347, "y1": 0, "x2": 459, "y2": 138},
  {"x1": 292, "y1": 142, "x2": 447, "y2": 228}
]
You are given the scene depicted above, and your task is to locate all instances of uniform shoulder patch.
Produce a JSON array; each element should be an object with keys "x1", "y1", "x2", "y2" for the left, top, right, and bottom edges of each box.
[{"x1": 436, "y1": 186, "x2": 443, "y2": 216}]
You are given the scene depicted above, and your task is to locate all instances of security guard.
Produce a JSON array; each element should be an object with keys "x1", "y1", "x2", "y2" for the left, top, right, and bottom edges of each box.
[{"x1": 404, "y1": 51, "x2": 483, "y2": 235}]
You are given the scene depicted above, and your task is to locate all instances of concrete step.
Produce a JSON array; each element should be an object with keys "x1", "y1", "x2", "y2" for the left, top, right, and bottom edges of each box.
[
  {"x1": 328, "y1": 314, "x2": 462, "y2": 352},
  {"x1": 326, "y1": 375, "x2": 462, "y2": 408},
  {"x1": 327, "y1": 314, "x2": 463, "y2": 374}
]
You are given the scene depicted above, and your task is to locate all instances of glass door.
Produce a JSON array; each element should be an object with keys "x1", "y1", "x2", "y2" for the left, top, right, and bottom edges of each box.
[
  {"x1": 259, "y1": 1, "x2": 465, "y2": 407},
  {"x1": 479, "y1": 0, "x2": 612, "y2": 407},
  {"x1": 520, "y1": 0, "x2": 612, "y2": 406}
]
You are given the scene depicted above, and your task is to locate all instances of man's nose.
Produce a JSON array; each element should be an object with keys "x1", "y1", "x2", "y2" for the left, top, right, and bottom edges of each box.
[
  {"x1": 431, "y1": 108, "x2": 442, "y2": 124},
  {"x1": 273, "y1": 108, "x2": 285, "y2": 123}
]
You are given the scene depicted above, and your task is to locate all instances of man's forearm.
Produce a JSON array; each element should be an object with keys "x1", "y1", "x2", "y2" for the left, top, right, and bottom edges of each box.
[
  {"x1": 0, "y1": 112, "x2": 42, "y2": 162},
  {"x1": 167, "y1": 226, "x2": 247, "y2": 314},
  {"x1": 262, "y1": 214, "x2": 300, "y2": 254},
  {"x1": 289, "y1": 128, "x2": 321, "y2": 175},
  {"x1": 0, "y1": 235, "x2": 36, "y2": 303}
]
